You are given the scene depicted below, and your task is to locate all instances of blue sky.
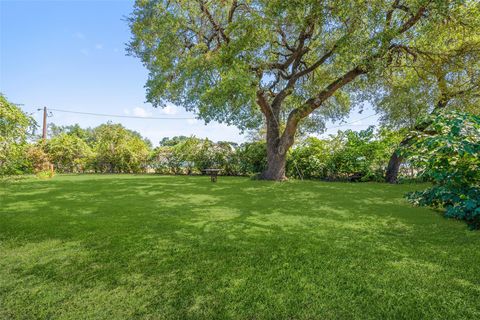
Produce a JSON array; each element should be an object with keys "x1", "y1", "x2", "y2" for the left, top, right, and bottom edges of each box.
[{"x1": 1, "y1": 0, "x2": 378, "y2": 145}]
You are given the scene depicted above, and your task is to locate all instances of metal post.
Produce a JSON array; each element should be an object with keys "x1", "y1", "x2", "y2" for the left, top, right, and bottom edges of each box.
[{"x1": 42, "y1": 106, "x2": 47, "y2": 140}]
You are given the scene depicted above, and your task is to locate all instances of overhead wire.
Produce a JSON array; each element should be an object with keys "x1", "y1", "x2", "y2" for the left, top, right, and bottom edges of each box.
[
  {"x1": 38, "y1": 107, "x2": 378, "y2": 130},
  {"x1": 47, "y1": 108, "x2": 196, "y2": 120}
]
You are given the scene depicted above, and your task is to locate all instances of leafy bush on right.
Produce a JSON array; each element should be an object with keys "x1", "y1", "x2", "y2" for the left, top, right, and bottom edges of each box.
[{"x1": 404, "y1": 111, "x2": 480, "y2": 229}]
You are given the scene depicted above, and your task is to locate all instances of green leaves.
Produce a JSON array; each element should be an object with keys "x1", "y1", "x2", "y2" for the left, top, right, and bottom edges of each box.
[
  {"x1": 44, "y1": 133, "x2": 93, "y2": 173},
  {"x1": 91, "y1": 123, "x2": 151, "y2": 173},
  {"x1": 404, "y1": 110, "x2": 480, "y2": 229},
  {"x1": 128, "y1": 1, "x2": 464, "y2": 132},
  {"x1": 287, "y1": 126, "x2": 403, "y2": 180},
  {"x1": 0, "y1": 94, "x2": 37, "y2": 176}
]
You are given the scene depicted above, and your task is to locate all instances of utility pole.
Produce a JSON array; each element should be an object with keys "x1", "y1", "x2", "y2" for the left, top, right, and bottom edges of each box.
[{"x1": 42, "y1": 106, "x2": 47, "y2": 141}]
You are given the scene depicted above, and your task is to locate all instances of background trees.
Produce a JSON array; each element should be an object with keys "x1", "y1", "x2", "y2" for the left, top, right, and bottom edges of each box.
[
  {"x1": 44, "y1": 133, "x2": 93, "y2": 173},
  {"x1": 3, "y1": 112, "x2": 471, "y2": 184},
  {"x1": 287, "y1": 127, "x2": 403, "y2": 181}
]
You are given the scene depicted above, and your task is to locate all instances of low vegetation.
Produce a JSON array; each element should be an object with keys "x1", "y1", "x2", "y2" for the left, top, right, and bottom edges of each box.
[{"x1": 405, "y1": 111, "x2": 480, "y2": 229}]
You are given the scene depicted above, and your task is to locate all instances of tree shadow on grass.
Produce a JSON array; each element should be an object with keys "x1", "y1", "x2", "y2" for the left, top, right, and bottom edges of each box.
[{"x1": 1, "y1": 175, "x2": 480, "y2": 319}]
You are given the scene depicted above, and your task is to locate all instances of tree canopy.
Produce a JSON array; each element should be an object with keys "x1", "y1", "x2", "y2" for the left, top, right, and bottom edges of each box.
[{"x1": 372, "y1": 1, "x2": 480, "y2": 129}]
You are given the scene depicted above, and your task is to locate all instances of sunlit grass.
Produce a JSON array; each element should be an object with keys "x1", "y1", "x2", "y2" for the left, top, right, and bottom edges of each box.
[{"x1": 1, "y1": 175, "x2": 479, "y2": 319}]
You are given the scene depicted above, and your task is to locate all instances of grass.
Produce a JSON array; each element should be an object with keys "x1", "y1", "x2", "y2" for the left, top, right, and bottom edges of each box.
[{"x1": 1, "y1": 175, "x2": 479, "y2": 319}]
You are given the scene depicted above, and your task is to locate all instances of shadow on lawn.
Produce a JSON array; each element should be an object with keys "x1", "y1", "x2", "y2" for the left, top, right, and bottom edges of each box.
[{"x1": 1, "y1": 175, "x2": 479, "y2": 319}]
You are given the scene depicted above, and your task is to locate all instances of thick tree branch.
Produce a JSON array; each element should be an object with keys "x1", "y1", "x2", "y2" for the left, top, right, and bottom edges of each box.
[
  {"x1": 256, "y1": 91, "x2": 270, "y2": 116},
  {"x1": 398, "y1": 3, "x2": 428, "y2": 34},
  {"x1": 198, "y1": 0, "x2": 230, "y2": 44},
  {"x1": 386, "y1": 0, "x2": 401, "y2": 27},
  {"x1": 279, "y1": 66, "x2": 367, "y2": 151},
  {"x1": 277, "y1": 2, "x2": 430, "y2": 149},
  {"x1": 227, "y1": 1, "x2": 238, "y2": 23},
  {"x1": 270, "y1": 45, "x2": 337, "y2": 110}
]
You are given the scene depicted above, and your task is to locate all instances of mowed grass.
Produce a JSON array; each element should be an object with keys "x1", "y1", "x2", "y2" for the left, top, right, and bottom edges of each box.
[{"x1": 0, "y1": 175, "x2": 479, "y2": 319}]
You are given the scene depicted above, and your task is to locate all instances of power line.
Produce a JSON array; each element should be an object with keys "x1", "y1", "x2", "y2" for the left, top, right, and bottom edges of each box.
[
  {"x1": 326, "y1": 113, "x2": 378, "y2": 129},
  {"x1": 48, "y1": 108, "x2": 196, "y2": 120},
  {"x1": 44, "y1": 106, "x2": 377, "y2": 130}
]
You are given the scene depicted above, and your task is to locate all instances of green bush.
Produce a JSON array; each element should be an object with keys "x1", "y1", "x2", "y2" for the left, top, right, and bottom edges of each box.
[
  {"x1": 44, "y1": 133, "x2": 93, "y2": 173},
  {"x1": 236, "y1": 141, "x2": 267, "y2": 175},
  {"x1": 287, "y1": 127, "x2": 401, "y2": 181},
  {"x1": 287, "y1": 137, "x2": 331, "y2": 179},
  {"x1": 404, "y1": 111, "x2": 480, "y2": 229}
]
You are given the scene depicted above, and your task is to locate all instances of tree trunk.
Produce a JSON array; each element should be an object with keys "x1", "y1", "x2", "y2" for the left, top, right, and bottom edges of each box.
[
  {"x1": 385, "y1": 96, "x2": 449, "y2": 183},
  {"x1": 385, "y1": 150, "x2": 403, "y2": 184},
  {"x1": 258, "y1": 102, "x2": 291, "y2": 181},
  {"x1": 261, "y1": 143, "x2": 287, "y2": 180}
]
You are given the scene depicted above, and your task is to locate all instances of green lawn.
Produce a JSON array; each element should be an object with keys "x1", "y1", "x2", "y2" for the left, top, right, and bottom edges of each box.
[{"x1": 1, "y1": 175, "x2": 479, "y2": 319}]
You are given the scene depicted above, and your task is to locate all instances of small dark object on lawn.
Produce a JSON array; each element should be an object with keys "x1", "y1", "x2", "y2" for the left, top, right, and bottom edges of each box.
[
  {"x1": 348, "y1": 172, "x2": 364, "y2": 182},
  {"x1": 203, "y1": 168, "x2": 221, "y2": 182}
]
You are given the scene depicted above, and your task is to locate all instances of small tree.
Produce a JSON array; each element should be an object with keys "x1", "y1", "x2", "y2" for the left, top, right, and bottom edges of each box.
[
  {"x1": 92, "y1": 123, "x2": 150, "y2": 173},
  {"x1": 404, "y1": 111, "x2": 480, "y2": 229},
  {"x1": 44, "y1": 133, "x2": 93, "y2": 173},
  {"x1": 0, "y1": 94, "x2": 36, "y2": 176}
]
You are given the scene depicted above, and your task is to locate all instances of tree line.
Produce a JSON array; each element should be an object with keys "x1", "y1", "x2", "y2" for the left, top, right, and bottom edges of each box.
[{"x1": 1, "y1": 95, "x2": 405, "y2": 180}]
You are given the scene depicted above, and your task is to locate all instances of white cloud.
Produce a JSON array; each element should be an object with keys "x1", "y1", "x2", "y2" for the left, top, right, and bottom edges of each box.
[
  {"x1": 123, "y1": 108, "x2": 130, "y2": 115},
  {"x1": 187, "y1": 119, "x2": 198, "y2": 125},
  {"x1": 160, "y1": 105, "x2": 178, "y2": 115},
  {"x1": 80, "y1": 48, "x2": 89, "y2": 56},
  {"x1": 133, "y1": 107, "x2": 151, "y2": 117},
  {"x1": 74, "y1": 32, "x2": 85, "y2": 39},
  {"x1": 95, "y1": 43, "x2": 103, "y2": 50}
]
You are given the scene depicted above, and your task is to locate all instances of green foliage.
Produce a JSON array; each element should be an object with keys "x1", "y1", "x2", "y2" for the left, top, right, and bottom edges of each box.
[
  {"x1": 371, "y1": 1, "x2": 480, "y2": 128},
  {"x1": 152, "y1": 137, "x2": 241, "y2": 175},
  {"x1": 127, "y1": 1, "x2": 464, "y2": 167},
  {"x1": 90, "y1": 123, "x2": 150, "y2": 173},
  {"x1": 159, "y1": 135, "x2": 189, "y2": 146},
  {"x1": 287, "y1": 127, "x2": 402, "y2": 181},
  {"x1": 0, "y1": 95, "x2": 36, "y2": 176},
  {"x1": 152, "y1": 137, "x2": 201, "y2": 174},
  {"x1": 2, "y1": 114, "x2": 414, "y2": 182},
  {"x1": 236, "y1": 141, "x2": 267, "y2": 175},
  {"x1": 44, "y1": 133, "x2": 93, "y2": 173},
  {"x1": 404, "y1": 111, "x2": 480, "y2": 229},
  {"x1": 287, "y1": 137, "x2": 331, "y2": 179},
  {"x1": 49, "y1": 123, "x2": 95, "y2": 143}
]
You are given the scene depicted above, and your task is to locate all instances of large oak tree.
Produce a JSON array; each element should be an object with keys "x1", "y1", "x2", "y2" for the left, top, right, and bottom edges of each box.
[{"x1": 128, "y1": 0, "x2": 469, "y2": 180}]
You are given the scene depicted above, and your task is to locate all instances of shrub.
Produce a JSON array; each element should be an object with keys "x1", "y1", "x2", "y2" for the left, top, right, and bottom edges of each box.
[
  {"x1": 287, "y1": 127, "x2": 401, "y2": 181},
  {"x1": 44, "y1": 133, "x2": 93, "y2": 173},
  {"x1": 404, "y1": 111, "x2": 480, "y2": 229},
  {"x1": 26, "y1": 143, "x2": 51, "y2": 174},
  {"x1": 236, "y1": 141, "x2": 267, "y2": 175}
]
